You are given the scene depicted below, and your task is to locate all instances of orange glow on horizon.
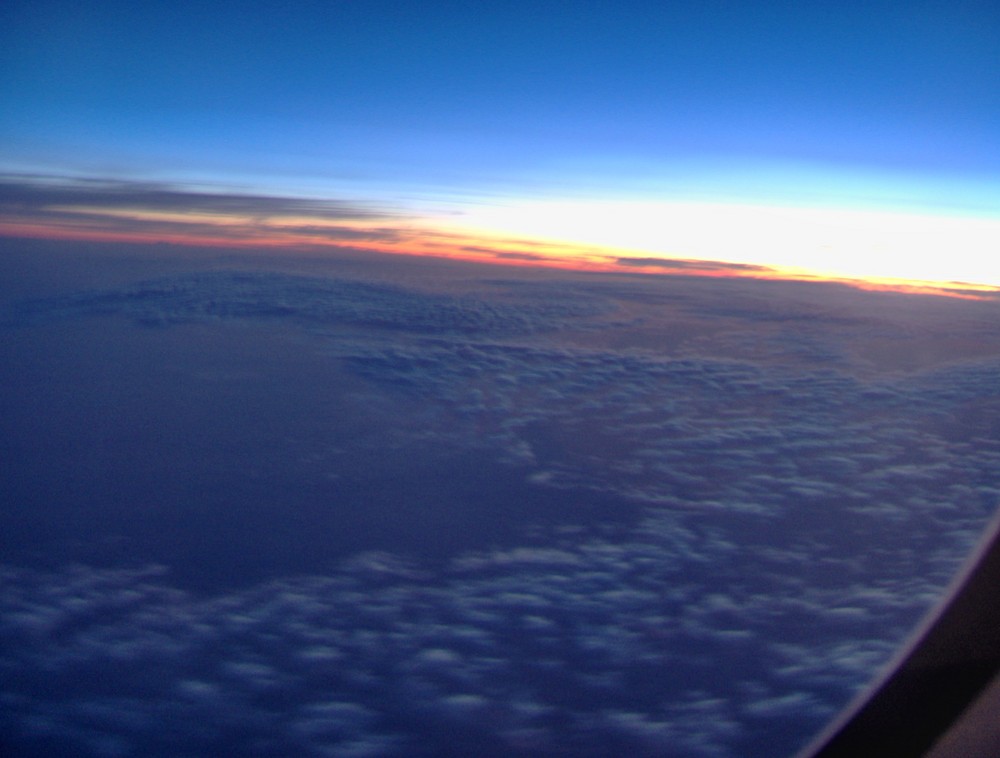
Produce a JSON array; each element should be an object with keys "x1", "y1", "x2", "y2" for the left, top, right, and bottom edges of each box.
[
  {"x1": 3, "y1": 208, "x2": 998, "y2": 302},
  {"x1": 438, "y1": 199, "x2": 1000, "y2": 290}
]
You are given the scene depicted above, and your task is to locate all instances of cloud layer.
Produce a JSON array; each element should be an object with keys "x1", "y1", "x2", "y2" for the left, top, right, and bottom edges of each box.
[
  {"x1": 0, "y1": 175, "x2": 393, "y2": 221},
  {"x1": 3, "y1": 258, "x2": 1000, "y2": 756}
]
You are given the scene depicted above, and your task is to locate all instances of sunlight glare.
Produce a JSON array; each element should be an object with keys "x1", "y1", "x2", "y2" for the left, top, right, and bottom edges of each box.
[{"x1": 447, "y1": 200, "x2": 1000, "y2": 287}]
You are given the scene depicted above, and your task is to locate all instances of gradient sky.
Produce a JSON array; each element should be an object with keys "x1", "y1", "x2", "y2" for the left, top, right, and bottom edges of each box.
[{"x1": 2, "y1": 1, "x2": 999, "y2": 288}]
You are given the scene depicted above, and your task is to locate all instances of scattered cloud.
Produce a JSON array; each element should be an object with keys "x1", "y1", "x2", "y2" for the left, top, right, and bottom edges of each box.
[
  {"x1": 1, "y1": 270, "x2": 609, "y2": 336},
  {"x1": 2, "y1": 259, "x2": 1000, "y2": 756}
]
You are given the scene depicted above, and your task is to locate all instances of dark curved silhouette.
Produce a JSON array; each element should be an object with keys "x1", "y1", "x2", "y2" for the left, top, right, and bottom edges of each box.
[{"x1": 800, "y1": 510, "x2": 1000, "y2": 757}]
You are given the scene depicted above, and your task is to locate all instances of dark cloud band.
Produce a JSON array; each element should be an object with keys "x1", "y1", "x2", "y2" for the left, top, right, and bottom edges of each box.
[{"x1": 0, "y1": 174, "x2": 396, "y2": 221}]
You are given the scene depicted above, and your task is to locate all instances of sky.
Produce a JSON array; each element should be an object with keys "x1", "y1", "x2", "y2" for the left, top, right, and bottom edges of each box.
[{"x1": 1, "y1": 0, "x2": 999, "y2": 290}]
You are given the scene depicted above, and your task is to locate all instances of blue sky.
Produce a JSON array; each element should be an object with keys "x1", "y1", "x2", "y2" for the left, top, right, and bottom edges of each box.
[{"x1": 2, "y1": 1, "x2": 999, "y2": 285}]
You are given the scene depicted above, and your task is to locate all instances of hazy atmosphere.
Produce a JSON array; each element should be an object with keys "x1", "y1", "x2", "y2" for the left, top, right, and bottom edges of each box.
[
  {"x1": 3, "y1": 1, "x2": 999, "y2": 288},
  {"x1": 2, "y1": 2, "x2": 999, "y2": 756}
]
